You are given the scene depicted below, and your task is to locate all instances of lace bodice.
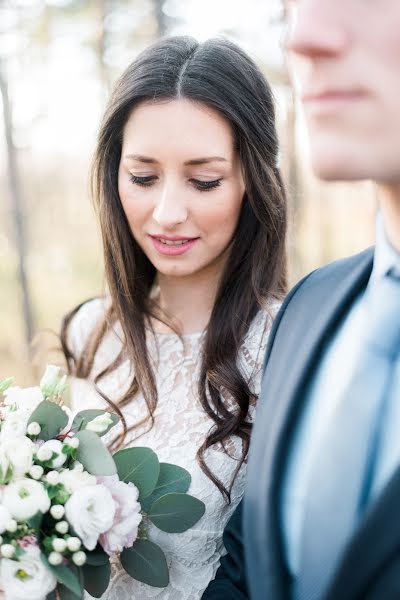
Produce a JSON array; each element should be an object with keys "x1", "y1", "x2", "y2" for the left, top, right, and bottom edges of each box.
[{"x1": 68, "y1": 298, "x2": 278, "y2": 599}]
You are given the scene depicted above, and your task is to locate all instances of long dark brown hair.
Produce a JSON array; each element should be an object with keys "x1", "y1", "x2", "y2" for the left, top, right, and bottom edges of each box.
[{"x1": 61, "y1": 35, "x2": 287, "y2": 502}]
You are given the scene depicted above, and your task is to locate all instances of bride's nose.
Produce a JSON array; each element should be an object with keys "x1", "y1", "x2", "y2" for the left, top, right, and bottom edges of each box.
[{"x1": 152, "y1": 180, "x2": 188, "y2": 228}]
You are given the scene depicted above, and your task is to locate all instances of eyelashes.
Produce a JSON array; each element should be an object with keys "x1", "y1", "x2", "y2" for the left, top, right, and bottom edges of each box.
[{"x1": 129, "y1": 175, "x2": 222, "y2": 192}]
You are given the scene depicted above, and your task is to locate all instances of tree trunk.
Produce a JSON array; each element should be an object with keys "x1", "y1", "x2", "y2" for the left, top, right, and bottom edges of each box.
[{"x1": 0, "y1": 62, "x2": 35, "y2": 354}]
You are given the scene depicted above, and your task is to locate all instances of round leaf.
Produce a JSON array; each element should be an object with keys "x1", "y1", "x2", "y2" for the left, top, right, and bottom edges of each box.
[
  {"x1": 85, "y1": 545, "x2": 109, "y2": 567},
  {"x1": 120, "y1": 540, "x2": 169, "y2": 588},
  {"x1": 113, "y1": 447, "x2": 159, "y2": 499},
  {"x1": 76, "y1": 430, "x2": 117, "y2": 476},
  {"x1": 71, "y1": 409, "x2": 119, "y2": 436},
  {"x1": 141, "y1": 463, "x2": 191, "y2": 513},
  {"x1": 148, "y1": 493, "x2": 205, "y2": 533},
  {"x1": 28, "y1": 400, "x2": 68, "y2": 441},
  {"x1": 83, "y1": 562, "x2": 111, "y2": 598}
]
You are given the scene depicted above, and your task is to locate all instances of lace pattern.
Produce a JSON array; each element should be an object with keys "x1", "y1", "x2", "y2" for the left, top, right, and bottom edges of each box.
[{"x1": 68, "y1": 298, "x2": 279, "y2": 599}]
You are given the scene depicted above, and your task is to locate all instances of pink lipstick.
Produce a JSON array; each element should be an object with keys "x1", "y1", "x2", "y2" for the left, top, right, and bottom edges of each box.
[{"x1": 149, "y1": 235, "x2": 199, "y2": 256}]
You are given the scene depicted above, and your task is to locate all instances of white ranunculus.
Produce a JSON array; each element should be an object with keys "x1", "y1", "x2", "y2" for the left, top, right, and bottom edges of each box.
[
  {"x1": 3, "y1": 387, "x2": 43, "y2": 413},
  {"x1": 0, "y1": 505, "x2": 12, "y2": 534},
  {"x1": 0, "y1": 436, "x2": 35, "y2": 480},
  {"x1": 58, "y1": 468, "x2": 96, "y2": 494},
  {"x1": 0, "y1": 544, "x2": 57, "y2": 600},
  {"x1": 98, "y1": 475, "x2": 142, "y2": 555},
  {"x1": 65, "y1": 485, "x2": 116, "y2": 550},
  {"x1": 0, "y1": 411, "x2": 30, "y2": 442},
  {"x1": 2, "y1": 479, "x2": 50, "y2": 522}
]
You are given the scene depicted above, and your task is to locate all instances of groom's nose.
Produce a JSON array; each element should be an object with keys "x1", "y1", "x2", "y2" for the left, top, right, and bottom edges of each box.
[{"x1": 286, "y1": 0, "x2": 349, "y2": 60}]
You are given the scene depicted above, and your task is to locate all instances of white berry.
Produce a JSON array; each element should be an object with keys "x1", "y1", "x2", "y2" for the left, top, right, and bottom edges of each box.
[
  {"x1": 55, "y1": 520, "x2": 68, "y2": 534},
  {"x1": 46, "y1": 471, "x2": 60, "y2": 486},
  {"x1": 29, "y1": 465, "x2": 44, "y2": 480},
  {"x1": 5, "y1": 519, "x2": 17, "y2": 533},
  {"x1": 52, "y1": 538, "x2": 67, "y2": 553},
  {"x1": 27, "y1": 421, "x2": 41, "y2": 436},
  {"x1": 1, "y1": 544, "x2": 15, "y2": 558},
  {"x1": 66, "y1": 537, "x2": 81, "y2": 552},
  {"x1": 48, "y1": 551, "x2": 63, "y2": 566},
  {"x1": 36, "y1": 445, "x2": 53, "y2": 462},
  {"x1": 50, "y1": 505, "x2": 65, "y2": 520},
  {"x1": 64, "y1": 437, "x2": 79, "y2": 449},
  {"x1": 72, "y1": 551, "x2": 86, "y2": 566}
]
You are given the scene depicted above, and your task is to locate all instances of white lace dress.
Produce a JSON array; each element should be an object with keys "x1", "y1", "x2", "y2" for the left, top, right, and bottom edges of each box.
[{"x1": 68, "y1": 298, "x2": 278, "y2": 600}]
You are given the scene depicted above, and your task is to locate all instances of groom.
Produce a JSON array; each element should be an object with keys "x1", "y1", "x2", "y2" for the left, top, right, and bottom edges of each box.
[{"x1": 203, "y1": 1, "x2": 400, "y2": 599}]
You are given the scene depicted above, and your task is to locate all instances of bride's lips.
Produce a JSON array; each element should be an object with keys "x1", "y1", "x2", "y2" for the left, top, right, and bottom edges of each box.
[{"x1": 149, "y1": 235, "x2": 200, "y2": 256}]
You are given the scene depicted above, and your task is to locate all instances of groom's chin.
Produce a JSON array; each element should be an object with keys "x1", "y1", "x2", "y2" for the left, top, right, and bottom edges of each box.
[{"x1": 308, "y1": 142, "x2": 373, "y2": 183}]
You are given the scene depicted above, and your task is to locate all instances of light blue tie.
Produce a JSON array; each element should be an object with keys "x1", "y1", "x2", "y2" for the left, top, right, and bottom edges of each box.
[{"x1": 296, "y1": 271, "x2": 400, "y2": 600}]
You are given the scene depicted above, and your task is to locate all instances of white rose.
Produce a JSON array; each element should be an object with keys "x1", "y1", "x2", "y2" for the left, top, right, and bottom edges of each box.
[
  {"x1": 0, "y1": 505, "x2": 12, "y2": 534},
  {"x1": 3, "y1": 387, "x2": 43, "y2": 413},
  {"x1": 37, "y1": 440, "x2": 66, "y2": 469},
  {"x1": 65, "y1": 485, "x2": 116, "y2": 550},
  {"x1": 0, "y1": 544, "x2": 56, "y2": 600},
  {"x1": 2, "y1": 479, "x2": 50, "y2": 521},
  {"x1": 58, "y1": 468, "x2": 96, "y2": 494},
  {"x1": 0, "y1": 436, "x2": 35, "y2": 480}
]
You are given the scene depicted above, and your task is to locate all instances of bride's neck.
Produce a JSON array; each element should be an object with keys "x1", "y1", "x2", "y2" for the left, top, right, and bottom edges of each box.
[{"x1": 154, "y1": 266, "x2": 222, "y2": 335}]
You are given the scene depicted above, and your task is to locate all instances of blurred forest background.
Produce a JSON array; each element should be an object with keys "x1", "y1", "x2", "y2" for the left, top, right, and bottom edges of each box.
[{"x1": 1, "y1": 0, "x2": 376, "y2": 383}]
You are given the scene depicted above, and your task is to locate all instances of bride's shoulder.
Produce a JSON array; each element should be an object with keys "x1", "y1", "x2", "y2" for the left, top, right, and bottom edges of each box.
[
  {"x1": 240, "y1": 297, "x2": 282, "y2": 374},
  {"x1": 67, "y1": 296, "x2": 110, "y2": 357}
]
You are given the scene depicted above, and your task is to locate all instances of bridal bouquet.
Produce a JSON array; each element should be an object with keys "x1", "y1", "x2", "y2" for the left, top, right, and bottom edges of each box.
[{"x1": 0, "y1": 366, "x2": 205, "y2": 600}]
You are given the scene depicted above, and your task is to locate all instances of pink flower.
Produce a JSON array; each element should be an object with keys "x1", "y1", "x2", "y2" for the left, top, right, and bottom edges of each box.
[{"x1": 98, "y1": 475, "x2": 142, "y2": 555}]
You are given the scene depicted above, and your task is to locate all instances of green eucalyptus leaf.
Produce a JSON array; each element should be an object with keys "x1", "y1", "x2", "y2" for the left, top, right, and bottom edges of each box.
[
  {"x1": 141, "y1": 463, "x2": 191, "y2": 512},
  {"x1": 28, "y1": 400, "x2": 68, "y2": 441},
  {"x1": 76, "y1": 430, "x2": 117, "y2": 476},
  {"x1": 0, "y1": 377, "x2": 14, "y2": 393},
  {"x1": 47, "y1": 585, "x2": 82, "y2": 600},
  {"x1": 27, "y1": 512, "x2": 43, "y2": 536},
  {"x1": 120, "y1": 540, "x2": 169, "y2": 588},
  {"x1": 148, "y1": 493, "x2": 205, "y2": 533},
  {"x1": 113, "y1": 447, "x2": 159, "y2": 499},
  {"x1": 82, "y1": 562, "x2": 111, "y2": 598},
  {"x1": 71, "y1": 409, "x2": 119, "y2": 436},
  {"x1": 85, "y1": 545, "x2": 110, "y2": 567},
  {"x1": 42, "y1": 558, "x2": 82, "y2": 598}
]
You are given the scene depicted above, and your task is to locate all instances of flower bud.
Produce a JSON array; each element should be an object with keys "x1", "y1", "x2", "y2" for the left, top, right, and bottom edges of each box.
[
  {"x1": 86, "y1": 413, "x2": 113, "y2": 434},
  {"x1": 29, "y1": 465, "x2": 44, "y2": 480},
  {"x1": 5, "y1": 519, "x2": 17, "y2": 533},
  {"x1": 66, "y1": 537, "x2": 81, "y2": 552},
  {"x1": 72, "y1": 461, "x2": 83, "y2": 472},
  {"x1": 1, "y1": 544, "x2": 15, "y2": 558},
  {"x1": 55, "y1": 520, "x2": 68, "y2": 535},
  {"x1": 55, "y1": 375, "x2": 68, "y2": 397},
  {"x1": 40, "y1": 365, "x2": 61, "y2": 398},
  {"x1": 46, "y1": 471, "x2": 60, "y2": 486},
  {"x1": 50, "y1": 505, "x2": 65, "y2": 520},
  {"x1": 72, "y1": 551, "x2": 86, "y2": 566},
  {"x1": 48, "y1": 551, "x2": 63, "y2": 566},
  {"x1": 52, "y1": 538, "x2": 67, "y2": 553}
]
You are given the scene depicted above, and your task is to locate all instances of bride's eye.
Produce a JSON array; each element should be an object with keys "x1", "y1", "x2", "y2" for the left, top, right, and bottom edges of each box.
[
  {"x1": 129, "y1": 175, "x2": 156, "y2": 187},
  {"x1": 191, "y1": 178, "x2": 222, "y2": 192}
]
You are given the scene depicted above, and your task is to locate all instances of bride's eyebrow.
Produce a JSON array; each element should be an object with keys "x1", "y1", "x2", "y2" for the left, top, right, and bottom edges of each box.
[{"x1": 124, "y1": 154, "x2": 229, "y2": 165}]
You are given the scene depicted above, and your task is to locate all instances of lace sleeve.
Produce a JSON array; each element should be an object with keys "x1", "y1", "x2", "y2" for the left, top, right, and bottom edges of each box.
[{"x1": 67, "y1": 298, "x2": 112, "y2": 414}]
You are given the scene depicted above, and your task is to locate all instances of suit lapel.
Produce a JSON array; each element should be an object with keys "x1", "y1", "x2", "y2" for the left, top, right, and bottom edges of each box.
[
  {"x1": 245, "y1": 249, "x2": 374, "y2": 600},
  {"x1": 326, "y1": 463, "x2": 400, "y2": 599}
]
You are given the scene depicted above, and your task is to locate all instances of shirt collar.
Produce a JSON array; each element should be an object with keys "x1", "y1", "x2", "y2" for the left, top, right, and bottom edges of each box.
[{"x1": 371, "y1": 212, "x2": 400, "y2": 280}]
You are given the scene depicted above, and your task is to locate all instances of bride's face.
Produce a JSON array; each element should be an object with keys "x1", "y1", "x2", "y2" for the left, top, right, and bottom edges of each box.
[{"x1": 118, "y1": 98, "x2": 245, "y2": 280}]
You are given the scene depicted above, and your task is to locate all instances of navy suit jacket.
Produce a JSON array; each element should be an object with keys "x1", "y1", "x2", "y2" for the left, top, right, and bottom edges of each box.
[{"x1": 203, "y1": 247, "x2": 400, "y2": 599}]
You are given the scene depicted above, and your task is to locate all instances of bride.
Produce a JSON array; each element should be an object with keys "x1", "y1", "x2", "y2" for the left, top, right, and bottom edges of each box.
[{"x1": 61, "y1": 35, "x2": 287, "y2": 599}]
